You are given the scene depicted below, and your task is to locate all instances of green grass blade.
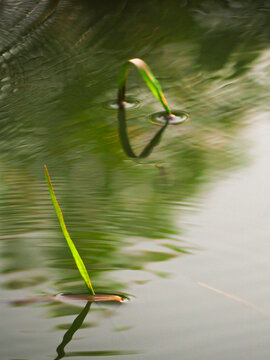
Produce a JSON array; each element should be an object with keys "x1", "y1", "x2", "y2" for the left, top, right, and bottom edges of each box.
[
  {"x1": 118, "y1": 58, "x2": 171, "y2": 115},
  {"x1": 44, "y1": 165, "x2": 95, "y2": 295}
]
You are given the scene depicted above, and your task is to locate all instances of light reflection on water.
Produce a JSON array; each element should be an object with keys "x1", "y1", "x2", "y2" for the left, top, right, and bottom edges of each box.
[{"x1": 1, "y1": 0, "x2": 270, "y2": 359}]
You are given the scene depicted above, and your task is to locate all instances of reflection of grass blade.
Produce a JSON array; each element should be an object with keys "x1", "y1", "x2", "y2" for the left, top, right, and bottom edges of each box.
[
  {"x1": 118, "y1": 58, "x2": 171, "y2": 115},
  {"x1": 55, "y1": 302, "x2": 91, "y2": 360},
  {"x1": 44, "y1": 165, "x2": 95, "y2": 295},
  {"x1": 118, "y1": 103, "x2": 168, "y2": 158}
]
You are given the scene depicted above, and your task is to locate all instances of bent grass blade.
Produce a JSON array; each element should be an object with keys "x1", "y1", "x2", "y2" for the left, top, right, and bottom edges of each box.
[
  {"x1": 118, "y1": 58, "x2": 172, "y2": 115},
  {"x1": 44, "y1": 165, "x2": 95, "y2": 295}
]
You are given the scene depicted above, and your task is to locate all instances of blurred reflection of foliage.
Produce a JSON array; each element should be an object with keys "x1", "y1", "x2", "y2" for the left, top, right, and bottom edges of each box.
[{"x1": 0, "y1": 0, "x2": 268, "y2": 298}]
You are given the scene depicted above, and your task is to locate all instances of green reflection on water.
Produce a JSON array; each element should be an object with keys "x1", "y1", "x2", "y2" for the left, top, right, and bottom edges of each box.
[
  {"x1": 0, "y1": 0, "x2": 264, "y2": 308},
  {"x1": 117, "y1": 102, "x2": 169, "y2": 158},
  {"x1": 55, "y1": 302, "x2": 91, "y2": 360},
  {"x1": 54, "y1": 302, "x2": 137, "y2": 359}
]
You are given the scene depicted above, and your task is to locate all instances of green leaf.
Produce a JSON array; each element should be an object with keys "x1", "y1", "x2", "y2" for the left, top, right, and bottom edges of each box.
[
  {"x1": 118, "y1": 58, "x2": 172, "y2": 115},
  {"x1": 44, "y1": 165, "x2": 95, "y2": 295}
]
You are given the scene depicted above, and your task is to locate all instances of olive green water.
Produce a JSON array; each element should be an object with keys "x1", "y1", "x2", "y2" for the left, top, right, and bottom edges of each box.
[{"x1": 1, "y1": 1, "x2": 270, "y2": 359}]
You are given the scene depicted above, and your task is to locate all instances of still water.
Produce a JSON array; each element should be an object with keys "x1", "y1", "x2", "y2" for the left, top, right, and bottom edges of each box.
[{"x1": 1, "y1": 1, "x2": 270, "y2": 359}]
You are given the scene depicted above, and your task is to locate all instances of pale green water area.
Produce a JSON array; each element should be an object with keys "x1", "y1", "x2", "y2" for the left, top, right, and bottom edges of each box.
[{"x1": 1, "y1": 1, "x2": 270, "y2": 359}]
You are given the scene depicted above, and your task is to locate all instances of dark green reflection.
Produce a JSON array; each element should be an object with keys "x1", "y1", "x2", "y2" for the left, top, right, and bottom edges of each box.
[
  {"x1": 55, "y1": 302, "x2": 91, "y2": 360},
  {"x1": 54, "y1": 302, "x2": 137, "y2": 359},
  {"x1": 0, "y1": 0, "x2": 61, "y2": 59},
  {"x1": 118, "y1": 103, "x2": 168, "y2": 158}
]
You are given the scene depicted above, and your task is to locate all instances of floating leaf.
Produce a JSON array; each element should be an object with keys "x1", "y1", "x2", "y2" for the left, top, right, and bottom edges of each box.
[
  {"x1": 118, "y1": 58, "x2": 172, "y2": 115},
  {"x1": 44, "y1": 165, "x2": 95, "y2": 295}
]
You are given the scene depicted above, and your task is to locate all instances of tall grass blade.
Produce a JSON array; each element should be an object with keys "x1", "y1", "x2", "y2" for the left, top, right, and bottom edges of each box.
[
  {"x1": 118, "y1": 58, "x2": 172, "y2": 115},
  {"x1": 44, "y1": 165, "x2": 95, "y2": 295}
]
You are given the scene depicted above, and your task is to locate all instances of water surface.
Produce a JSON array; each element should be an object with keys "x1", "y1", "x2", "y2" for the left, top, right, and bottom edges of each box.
[{"x1": 1, "y1": 1, "x2": 270, "y2": 359}]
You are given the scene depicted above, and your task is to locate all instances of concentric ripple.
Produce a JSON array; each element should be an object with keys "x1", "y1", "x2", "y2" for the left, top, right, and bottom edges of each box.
[
  {"x1": 105, "y1": 98, "x2": 140, "y2": 110},
  {"x1": 150, "y1": 110, "x2": 189, "y2": 125}
]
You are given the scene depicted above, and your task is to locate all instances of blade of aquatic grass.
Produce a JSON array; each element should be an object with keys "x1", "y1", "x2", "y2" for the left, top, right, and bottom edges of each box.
[
  {"x1": 118, "y1": 58, "x2": 172, "y2": 115},
  {"x1": 44, "y1": 165, "x2": 95, "y2": 295}
]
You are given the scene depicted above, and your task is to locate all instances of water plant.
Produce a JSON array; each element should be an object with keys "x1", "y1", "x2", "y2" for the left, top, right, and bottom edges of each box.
[
  {"x1": 44, "y1": 165, "x2": 95, "y2": 295},
  {"x1": 118, "y1": 58, "x2": 172, "y2": 115},
  {"x1": 117, "y1": 58, "x2": 188, "y2": 127}
]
